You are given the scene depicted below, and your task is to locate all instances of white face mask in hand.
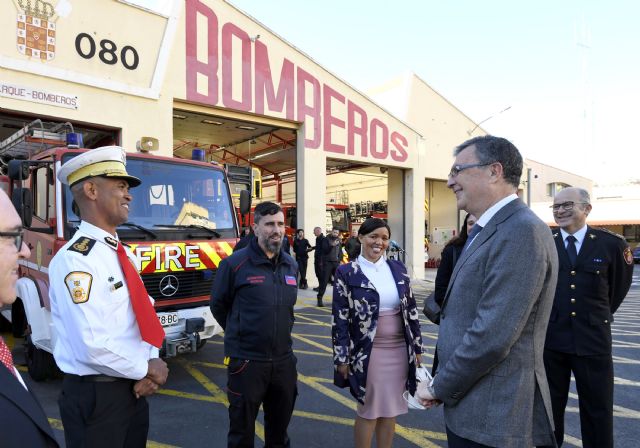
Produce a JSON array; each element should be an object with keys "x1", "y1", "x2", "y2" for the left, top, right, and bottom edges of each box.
[{"x1": 403, "y1": 366, "x2": 433, "y2": 410}]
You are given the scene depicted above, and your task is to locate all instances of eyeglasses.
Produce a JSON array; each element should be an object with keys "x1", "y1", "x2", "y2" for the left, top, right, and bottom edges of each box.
[
  {"x1": 550, "y1": 201, "x2": 590, "y2": 212},
  {"x1": 0, "y1": 230, "x2": 24, "y2": 251},
  {"x1": 448, "y1": 163, "x2": 492, "y2": 177}
]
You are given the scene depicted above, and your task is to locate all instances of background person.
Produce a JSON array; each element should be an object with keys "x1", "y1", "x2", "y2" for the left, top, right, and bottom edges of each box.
[
  {"x1": 344, "y1": 228, "x2": 361, "y2": 261},
  {"x1": 420, "y1": 136, "x2": 558, "y2": 447},
  {"x1": 0, "y1": 189, "x2": 59, "y2": 448},
  {"x1": 427, "y1": 213, "x2": 476, "y2": 374},
  {"x1": 292, "y1": 228, "x2": 312, "y2": 289},
  {"x1": 316, "y1": 229, "x2": 342, "y2": 307},
  {"x1": 311, "y1": 226, "x2": 325, "y2": 292},
  {"x1": 433, "y1": 213, "x2": 476, "y2": 308},
  {"x1": 332, "y1": 218, "x2": 423, "y2": 448},
  {"x1": 49, "y1": 146, "x2": 168, "y2": 448},
  {"x1": 210, "y1": 202, "x2": 298, "y2": 448},
  {"x1": 542, "y1": 187, "x2": 633, "y2": 448}
]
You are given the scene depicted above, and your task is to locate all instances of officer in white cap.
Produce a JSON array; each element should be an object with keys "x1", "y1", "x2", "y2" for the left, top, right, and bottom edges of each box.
[{"x1": 49, "y1": 146, "x2": 168, "y2": 448}]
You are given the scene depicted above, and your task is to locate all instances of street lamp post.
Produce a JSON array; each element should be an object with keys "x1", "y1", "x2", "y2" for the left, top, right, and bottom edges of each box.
[{"x1": 467, "y1": 106, "x2": 512, "y2": 136}]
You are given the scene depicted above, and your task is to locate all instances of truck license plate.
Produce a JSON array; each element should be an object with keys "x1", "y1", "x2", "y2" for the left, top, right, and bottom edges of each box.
[{"x1": 158, "y1": 312, "x2": 179, "y2": 327}]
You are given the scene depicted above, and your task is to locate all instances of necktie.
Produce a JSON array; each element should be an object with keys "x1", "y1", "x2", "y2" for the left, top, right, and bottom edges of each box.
[
  {"x1": 566, "y1": 235, "x2": 578, "y2": 266},
  {"x1": 0, "y1": 336, "x2": 17, "y2": 377},
  {"x1": 116, "y1": 242, "x2": 165, "y2": 348},
  {"x1": 462, "y1": 224, "x2": 483, "y2": 253}
]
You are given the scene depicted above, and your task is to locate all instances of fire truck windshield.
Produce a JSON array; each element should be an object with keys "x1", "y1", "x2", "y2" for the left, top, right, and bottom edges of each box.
[{"x1": 62, "y1": 156, "x2": 235, "y2": 237}]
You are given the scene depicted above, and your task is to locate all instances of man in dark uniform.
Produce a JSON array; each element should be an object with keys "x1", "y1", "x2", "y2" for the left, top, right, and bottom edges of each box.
[
  {"x1": 316, "y1": 229, "x2": 341, "y2": 307},
  {"x1": 292, "y1": 229, "x2": 312, "y2": 289},
  {"x1": 344, "y1": 228, "x2": 361, "y2": 261},
  {"x1": 543, "y1": 187, "x2": 633, "y2": 448},
  {"x1": 210, "y1": 202, "x2": 298, "y2": 447},
  {"x1": 312, "y1": 226, "x2": 325, "y2": 292}
]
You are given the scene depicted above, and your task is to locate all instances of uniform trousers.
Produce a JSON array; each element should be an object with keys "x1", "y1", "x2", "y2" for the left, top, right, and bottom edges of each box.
[
  {"x1": 226, "y1": 355, "x2": 298, "y2": 448},
  {"x1": 59, "y1": 375, "x2": 149, "y2": 448},
  {"x1": 543, "y1": 349, "x2": 614, "y2": 448},
  {"x1": 317, "y1": 261, "x2": 339, "y2": 299},
  {"x1": 314, "y1": 259, "x2": 323, "y2": 287},
  {"x1": 296, "y1": 257, "x2": 308, "y2": 288}
]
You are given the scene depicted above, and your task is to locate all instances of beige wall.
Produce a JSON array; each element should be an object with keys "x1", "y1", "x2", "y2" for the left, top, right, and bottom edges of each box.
[{"x1": 523, "y1": 159, "x2": 593, "y2": 204}]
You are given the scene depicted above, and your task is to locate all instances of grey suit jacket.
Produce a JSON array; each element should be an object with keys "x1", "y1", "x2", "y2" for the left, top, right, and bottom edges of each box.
[{"x1": 433, "y1": 198, "x2": 558, "y2": 448}]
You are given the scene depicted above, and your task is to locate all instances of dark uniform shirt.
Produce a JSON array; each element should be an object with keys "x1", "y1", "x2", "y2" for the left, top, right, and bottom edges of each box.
[
  {"x1": 545, "y1": 226, "x2": 633, "y2": 356},
  {"x1": 210, "y1": 237, "x2": 298, "y2": 361}
]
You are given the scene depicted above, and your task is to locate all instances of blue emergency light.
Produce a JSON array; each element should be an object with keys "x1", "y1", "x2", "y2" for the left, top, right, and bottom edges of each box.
[
  {"x1": 192, "y1": 148, "x2": 205, "y2": 161},
  {"x1": 66, "y1": 132, "x2": 83, "y2": 148}
]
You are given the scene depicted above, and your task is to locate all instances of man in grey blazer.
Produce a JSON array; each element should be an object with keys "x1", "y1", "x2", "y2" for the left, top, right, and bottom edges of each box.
[{"x1": 420, "y1": 136, "x2": 559, "y2": 447}]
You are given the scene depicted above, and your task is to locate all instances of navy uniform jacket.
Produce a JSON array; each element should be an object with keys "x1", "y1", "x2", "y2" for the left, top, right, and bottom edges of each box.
[
  {"x1": 210, "y1": 237, "x2": 298, "y2": 362},
  {"x1": 0, "y1": 365, "x2": 59, "y2": 447},
  {"x1": 545, "y1": 226, "x2": 634, "y2": 356}
]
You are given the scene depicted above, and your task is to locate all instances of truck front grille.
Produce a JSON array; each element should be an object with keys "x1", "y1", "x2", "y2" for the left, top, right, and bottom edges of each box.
[{"x1": 142, "y1": 269, "x2": 216, "y2": 303}]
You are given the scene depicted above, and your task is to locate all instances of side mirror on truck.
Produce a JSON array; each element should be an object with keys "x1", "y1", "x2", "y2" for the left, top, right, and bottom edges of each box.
[
  {"x1": 239, "y1": 189, "x2": 251, "y2": 216},
  {"x1": 12, "y1": 187, "x2": 33, "y2": 228},
  {"x1": 8, "y1": 160, "x2": 30, "y2": 181}
]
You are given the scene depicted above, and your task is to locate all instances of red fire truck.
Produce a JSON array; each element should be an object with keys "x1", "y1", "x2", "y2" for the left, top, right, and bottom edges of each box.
[
  {"x1": 0, "y1": 121, "x2": 247, "y2": 380},
  {"x1": 282, "y1": 203, "x2": 351, "y2": 240}
]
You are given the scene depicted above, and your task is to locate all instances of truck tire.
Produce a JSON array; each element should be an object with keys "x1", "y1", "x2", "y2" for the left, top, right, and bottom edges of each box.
[{"x1": 24, "y1": 335, "x2": 59, "y2": 381}]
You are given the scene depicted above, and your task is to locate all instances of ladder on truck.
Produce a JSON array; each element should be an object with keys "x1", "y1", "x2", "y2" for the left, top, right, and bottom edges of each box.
[{"x1": 0, "y1": 119, "x2": 73, "y2": 174}]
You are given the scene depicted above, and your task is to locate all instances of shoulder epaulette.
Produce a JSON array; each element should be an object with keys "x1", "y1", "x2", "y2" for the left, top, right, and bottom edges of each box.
[
  {"x1": 68, "y1": 237, "x2": 96, "y2": 256},
  {"x1": 593, "y1": 227, "x2": 626, "y2": 241}
]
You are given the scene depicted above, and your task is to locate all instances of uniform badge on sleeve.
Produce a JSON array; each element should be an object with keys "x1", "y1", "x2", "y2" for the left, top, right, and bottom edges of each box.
[
  {"x1": 64, "y1": 272, "x2": 93, "y2": 304},
  {"x1": 285, "y1": 275, "x2": 297, "y2": 286},
  {"x1": 68, "y1": 237, "x2": 96, "y2": 255},
  {"x1": 623, "y1": 247, "x2": 633, "y2": 265}
]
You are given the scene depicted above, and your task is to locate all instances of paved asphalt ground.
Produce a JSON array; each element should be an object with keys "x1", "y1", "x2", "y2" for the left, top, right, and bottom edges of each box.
[{"x1": 4, "y1": 266, "x2": 640, "y2": 447}]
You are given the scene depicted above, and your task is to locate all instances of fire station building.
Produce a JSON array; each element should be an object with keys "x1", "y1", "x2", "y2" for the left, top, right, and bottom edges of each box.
[{"x1": 0, "y1": 0, "x2": 596, "y2": 280}]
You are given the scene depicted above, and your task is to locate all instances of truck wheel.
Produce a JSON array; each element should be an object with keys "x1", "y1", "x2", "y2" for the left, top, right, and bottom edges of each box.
[
  {"x1": 11, "y1": 299, "x2": 27, "y2": 338},
  {"x1": 24, "y1": 335, "x2": 58, "y2": 381}
]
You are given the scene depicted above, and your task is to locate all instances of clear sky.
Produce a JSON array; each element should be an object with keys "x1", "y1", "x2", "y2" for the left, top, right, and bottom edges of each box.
[{"x1": 228, "y1": 0, "x2": 638, "y2": 184}]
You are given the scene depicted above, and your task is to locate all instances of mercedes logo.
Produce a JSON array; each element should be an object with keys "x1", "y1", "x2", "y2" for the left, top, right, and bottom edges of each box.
[{"x1": 159, "y1": 275, "x2": 179, "y2": 297}]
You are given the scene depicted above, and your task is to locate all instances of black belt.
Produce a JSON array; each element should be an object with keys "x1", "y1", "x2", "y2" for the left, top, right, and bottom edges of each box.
[{"x1": 65, "y1": 373, "x2": 132, "y2": 383}]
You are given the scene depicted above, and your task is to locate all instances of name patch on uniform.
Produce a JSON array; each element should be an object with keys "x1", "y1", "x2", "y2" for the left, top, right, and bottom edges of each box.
[
  {"x1": 64, "y1": 271, "x2": 93, "y2": 304},
  {"x1": 247, "y1": 275, "x2": 265, "y2": 284},
  {"x1": 285, "y1": 275, "x2": 297, "y2": 286},
  {"x1": 68, "y1": 237, "x2": 96, "y2": 256}
]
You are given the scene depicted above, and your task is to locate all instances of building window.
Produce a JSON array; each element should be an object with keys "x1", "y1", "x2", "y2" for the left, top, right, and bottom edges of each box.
[{"x1": 547, "y1": 182, "x2": 571, "y2": 197}]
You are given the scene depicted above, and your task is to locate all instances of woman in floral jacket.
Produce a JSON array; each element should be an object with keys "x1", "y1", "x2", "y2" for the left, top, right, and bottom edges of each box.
[{"x1": 332, "y1": 218, "x2": 423, "y2": 448}]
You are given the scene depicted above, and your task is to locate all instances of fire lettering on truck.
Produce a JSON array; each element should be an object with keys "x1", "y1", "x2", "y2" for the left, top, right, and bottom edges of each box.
[
  {"x1": 184, "y1": 0, "x2": 409, "y2": 163},
  {"x1": 130, "y1": 241, "x2": 234, "y2": 273}
]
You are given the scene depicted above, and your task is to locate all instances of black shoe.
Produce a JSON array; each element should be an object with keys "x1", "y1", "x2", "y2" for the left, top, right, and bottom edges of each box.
[
  {"x1": 317, "y1": 299, "x2": 324, "y2": 307},
  {"x1": 300, "y1": 283, "x2": 308, "y2": 290},
  {"x1": 313, "y1": 287, "x2": 319, "y2": 292}
]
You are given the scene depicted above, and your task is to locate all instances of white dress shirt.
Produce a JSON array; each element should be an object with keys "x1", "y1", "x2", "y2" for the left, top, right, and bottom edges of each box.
[
  {"x1": 560, "y1": 225, "x2": 588, "y2": 254},
  {"x1": 49, "y1": 221, "x2": 157, "y2": 379},
  {"x1": 357, "y1": 255, "x2": 400, "y2": 311},
  {"x1": 466, "y1": 194, "x2": 518, "y2": 249}
]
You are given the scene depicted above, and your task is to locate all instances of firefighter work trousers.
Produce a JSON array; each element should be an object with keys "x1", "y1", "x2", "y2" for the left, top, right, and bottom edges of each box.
[{"x1": 226, "y1": 355, "x2": 298, "y2": 448}]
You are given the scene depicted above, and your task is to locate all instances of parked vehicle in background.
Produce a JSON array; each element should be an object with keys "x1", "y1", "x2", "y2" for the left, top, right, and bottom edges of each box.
[{"x1": 0, "y1": 120, "x2": 248, "y2": 380}]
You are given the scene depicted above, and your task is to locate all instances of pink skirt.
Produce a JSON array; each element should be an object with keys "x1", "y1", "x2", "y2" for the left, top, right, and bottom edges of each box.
[{"x1": 357, "y1": 309, "x2": 408, "y2": 419}]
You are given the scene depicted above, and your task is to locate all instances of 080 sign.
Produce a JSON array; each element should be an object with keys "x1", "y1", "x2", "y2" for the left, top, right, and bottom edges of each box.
[{"x1": 75, "y1": 33, "x2": 139, "y2": 70}]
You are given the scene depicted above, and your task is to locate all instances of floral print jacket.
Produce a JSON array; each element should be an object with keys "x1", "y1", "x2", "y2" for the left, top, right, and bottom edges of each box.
[{"x1": 331, "y1": 259, "x2": 424, "y2": 404}]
